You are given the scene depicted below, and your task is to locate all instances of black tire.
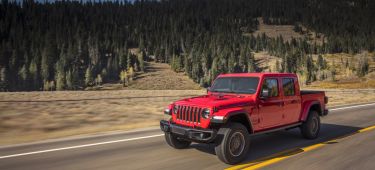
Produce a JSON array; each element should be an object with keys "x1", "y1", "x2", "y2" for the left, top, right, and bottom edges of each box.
[
  {"x1": 300, "y1": 110, "x2": 321, "y2": 139},
  {"x1": 214, "y1": 123, "x2": 250, "y2": 165},
  {"x1": 164, "y1": 133, "x2": 191, "y2": 149}
]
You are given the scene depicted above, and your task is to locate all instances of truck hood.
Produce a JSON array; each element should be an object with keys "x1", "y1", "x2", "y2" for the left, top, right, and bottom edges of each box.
[{"x1": 174, "y1": 94, "x2": 255, "y2": 109}]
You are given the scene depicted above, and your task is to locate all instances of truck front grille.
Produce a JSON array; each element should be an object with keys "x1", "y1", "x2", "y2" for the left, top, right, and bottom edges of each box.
[{"x1": 175, "y1": 105, "x2": 202, "y2": 124}]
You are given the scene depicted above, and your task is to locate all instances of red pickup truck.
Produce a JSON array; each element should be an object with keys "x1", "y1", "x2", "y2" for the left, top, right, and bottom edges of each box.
[{"x1": 160, "y1": 73, "x2": 328, "y2": 164}]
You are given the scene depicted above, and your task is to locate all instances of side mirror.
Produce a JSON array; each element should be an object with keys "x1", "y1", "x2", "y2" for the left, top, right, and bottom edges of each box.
[
  {"x1": 207, "y1": 87, "x2": 211, "y2": 93},
  {"x1": 260, "y1": 89, "x2": 269, "y2": 99}
]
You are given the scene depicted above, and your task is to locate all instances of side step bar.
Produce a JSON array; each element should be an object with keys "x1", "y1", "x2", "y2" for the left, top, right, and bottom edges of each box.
[{"x1": 250, "y1": 122, "x2": 302, "y2": 136}]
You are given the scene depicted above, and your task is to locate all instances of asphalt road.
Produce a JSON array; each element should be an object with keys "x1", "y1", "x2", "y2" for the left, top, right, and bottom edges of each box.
[{"x1": 1, "y1": 103, "x2": 375, "y2": 170}]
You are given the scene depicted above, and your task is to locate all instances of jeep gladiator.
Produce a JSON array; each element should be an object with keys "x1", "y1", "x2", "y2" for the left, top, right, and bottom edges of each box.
[{"x1": 160, "y1": 73, "x2": 328, "y2": 164}]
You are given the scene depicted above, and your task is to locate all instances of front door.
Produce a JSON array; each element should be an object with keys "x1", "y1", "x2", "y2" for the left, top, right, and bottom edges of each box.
[{"x1": 258, "y1": 78, "x2": 284, "y2": 128}]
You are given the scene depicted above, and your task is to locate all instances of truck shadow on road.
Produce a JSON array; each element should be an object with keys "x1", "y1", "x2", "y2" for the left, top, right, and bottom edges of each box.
[{"x1": 189, "y1": 123, "x2": 362, "y2": 163}]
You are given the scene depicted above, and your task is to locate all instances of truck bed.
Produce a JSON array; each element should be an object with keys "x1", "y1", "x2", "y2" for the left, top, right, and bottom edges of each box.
[
  {"x1": 301, "y1": 90, "x2": 326, "y2": 111},
  {"x1": 300, "y1": 90, "x2": 325, "y2": 95}
]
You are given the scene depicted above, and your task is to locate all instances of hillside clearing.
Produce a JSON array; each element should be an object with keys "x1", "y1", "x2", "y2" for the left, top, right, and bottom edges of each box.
[
  {"x1": 245, "y1": 18, "x2": 325, "y2": 45},
  {"x1": 97, "y1": 62, "x2": 201, "y2": 90},
  {"x1": 253, "y1": 51, "x2": 282, "y2": 72}
]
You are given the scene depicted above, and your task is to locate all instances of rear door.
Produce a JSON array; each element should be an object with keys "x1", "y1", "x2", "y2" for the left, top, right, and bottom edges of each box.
[
  {"x1": 258, "y1": 78, "x2": 284, "y2": 128},
  {"x1": 282, "y1": 77, "x2": 301, "y2": 124}
]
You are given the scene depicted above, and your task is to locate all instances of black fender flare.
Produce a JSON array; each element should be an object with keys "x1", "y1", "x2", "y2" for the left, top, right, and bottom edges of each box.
[{"x1": 224, "y1": 111, "x2": 254, "y2": 134}]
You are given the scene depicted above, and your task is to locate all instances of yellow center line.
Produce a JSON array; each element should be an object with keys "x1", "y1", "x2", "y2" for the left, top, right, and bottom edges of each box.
[
  {"x1": 358, "y1": 125, "x2": 375, "y2": 133},
  {"x1": 243, "y1": 156, "x2": 290, "y2": 170},
  {"x1": 225, "y1": 148, "x2": 304, "y2": 170},
  {"x1": 301, "y1": 143, "x2": 325, "y2": 152},
  {"x1": 226, "y1": 124, "x2": 375, "y2": 170}
]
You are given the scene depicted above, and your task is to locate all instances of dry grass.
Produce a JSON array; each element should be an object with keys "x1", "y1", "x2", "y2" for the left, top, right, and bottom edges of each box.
[
  {"x1": 316, "y1": 89, "x2": 375, "y2": 106},
  {"x1": 1, "y1": 89, "x2": 374, "y2": 145},
  {"x1": 0, "y1": 90, "x2": 205, "y2": 145},
  {"x1": 308, "y1": 80, "x2": 375, "y2": 89}
]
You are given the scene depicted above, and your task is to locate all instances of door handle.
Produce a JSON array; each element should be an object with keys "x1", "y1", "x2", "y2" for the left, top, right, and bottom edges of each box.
[{"x1": 291, "y1": 100, "x2": 298, "y2": 103}]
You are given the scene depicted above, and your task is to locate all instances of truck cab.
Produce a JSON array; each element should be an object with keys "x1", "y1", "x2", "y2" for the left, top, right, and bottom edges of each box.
[{"x1": 160, "y1": 73, "x2": 328, "y2": 164}]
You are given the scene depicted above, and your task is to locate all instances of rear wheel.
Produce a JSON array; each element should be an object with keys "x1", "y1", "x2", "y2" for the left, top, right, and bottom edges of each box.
[
  {"x1": 164, "y1": 133, "x2": 191, "y2": 149},
  {"x1": 214, "y1": 123, "x2": 250, "y2": 164},
  {"x1": 300, "y1": 110, "x2": 320, "y2": 139}
]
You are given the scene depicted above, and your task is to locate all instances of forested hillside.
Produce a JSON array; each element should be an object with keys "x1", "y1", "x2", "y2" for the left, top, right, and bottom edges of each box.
[{"x1": 0, "y1": 0, "x2": 375, "y2": 91}]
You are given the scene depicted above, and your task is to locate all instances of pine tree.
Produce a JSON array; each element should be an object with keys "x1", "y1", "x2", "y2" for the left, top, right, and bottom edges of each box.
[
  {"x1": 306, "y1": 55, "x2": 315, "y2": 83},
  {"x1": 330, "y1": 64, "x2": 337, "y2": 81},
  {"x1": 211, "y1": 58, "x2": 219, "y2": 80},
  {"x1": 41, "y1": 52, "x2": 50, "y2": 82},
  {"x1": 119, "y1": 70, "x2": 128, "y2": 87},
  {"x1": 128, "y1": 67, "x2": 135, "y2": 81},
  {"x1": 357, "y1": 55, "x2": 369, "y2": 77},
  {"x1": 41, "y1": 36, "x2": 58, "y2": 82},
  {"x1": 317, "y1": 54, "x2": 326, "y2": 69},
  {"x1": 50, "y1": 81, "x2": 55, "y2": 91},
  {"x1": 119, "y1": 49, "x2": 127, "y2": 70},
  {"x1": 43, "y1": 81, "x2": 50, "y2": 91},
  {"x1": 18, "y1": 64, "x2": 29, "y2": 90},
  {"x1": 96, "y1": 74, "x2": 103, "y2": 86},
  {"x1": 138, "y1": 51, "x2": 145, "y2": 72},
  {"x1": 29, "y1": 59, "x2": 38, "y2": 90},
  {"x1": 85, "y1": 66, "x2": 93, "y2": 86},
  {"x1": 248, "y1": 54, "x2": 257, "y2": 72},
  {"x1": 275, "y1": 60, "x2": 281, "y2": 72},
  {"x1": 127, "y1": 52, "x2": 133, "y2": 70},
  {"x1": 0, "y1": 67, "x2": 8, "y2": 91},
  {"x1": 101, "y1": 68, "x2": 107, "y2": 82},
  {"x1": 66, "y1": 70, "x2": 73, "y2": 90},
  {"x1": 55, "y1": 60, "x2": 66, "y2": 90},
  {"x1": 55, "y1": 71, "x2": 66, "y2": 90}
]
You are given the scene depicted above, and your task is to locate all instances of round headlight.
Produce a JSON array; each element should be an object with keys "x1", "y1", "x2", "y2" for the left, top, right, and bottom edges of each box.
[
  {"x1": 164, "y1": 108, "x2": 171, "y2": 115},
  {"x1": 202, "y1": 108, "x2": 210, "y2": 119},
  {"x1": 173, "y1": 105, "x2": 178, "y2": 114}
]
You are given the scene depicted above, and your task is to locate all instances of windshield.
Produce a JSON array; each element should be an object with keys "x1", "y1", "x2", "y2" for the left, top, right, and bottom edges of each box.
[{"x1": 210, "y1": 77, "x2": 259, "y2": 94}]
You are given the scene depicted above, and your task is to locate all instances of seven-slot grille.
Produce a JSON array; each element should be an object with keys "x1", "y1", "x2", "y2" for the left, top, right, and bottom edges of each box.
[{"x1": 175, "y1": 105, "x2": 203, "y2": 124}]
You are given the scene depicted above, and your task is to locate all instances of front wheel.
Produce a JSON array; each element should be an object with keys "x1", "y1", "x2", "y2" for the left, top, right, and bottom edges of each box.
[
  {"x1": 164, "y1": 133, "x2": 191, "y2": 149},
  {"x1": 300, "y1": 110, "x2": 321, "y2": 139},
  {"x1": 214, "y1": 123, "x2": 250, "y2": 164}
]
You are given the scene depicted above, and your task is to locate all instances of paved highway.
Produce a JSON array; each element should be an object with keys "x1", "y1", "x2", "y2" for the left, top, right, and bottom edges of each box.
[{"x1": 1, "y1": 103, "x2": 375, "y2": 170}]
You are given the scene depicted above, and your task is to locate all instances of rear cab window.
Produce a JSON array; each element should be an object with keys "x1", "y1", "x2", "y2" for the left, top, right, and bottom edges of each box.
[{"x1": 282, "y1": 78, "x2": 295, "y2": 96}]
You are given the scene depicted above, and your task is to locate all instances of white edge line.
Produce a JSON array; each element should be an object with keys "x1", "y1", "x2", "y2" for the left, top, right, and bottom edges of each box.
[
  {"x1": 0, "y1": 126, "x2": 161, "y2": 149},
  {"x1": 1, "y1": 102, "x2": 375, "y2": 160},
  {"x1": 0, "y1": 134, "x2": 164, "y2": 159},
  {"x1": 330, "y1": 103, "x2": 375, "y2": 111}
]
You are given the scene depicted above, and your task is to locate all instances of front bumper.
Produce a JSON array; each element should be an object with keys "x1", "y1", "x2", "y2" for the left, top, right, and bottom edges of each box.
[{"x1": 160, "y1": 120, "x2": 217, "y2": 143}]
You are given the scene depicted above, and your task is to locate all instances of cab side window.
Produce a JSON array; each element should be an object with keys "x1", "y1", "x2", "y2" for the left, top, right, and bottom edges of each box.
[
  {"x1": 282, "y1": 78, "x2": 295, "y2": 96},
  {"x1": 262, "y1": 78, "x2": 279, "y2": 97}
]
